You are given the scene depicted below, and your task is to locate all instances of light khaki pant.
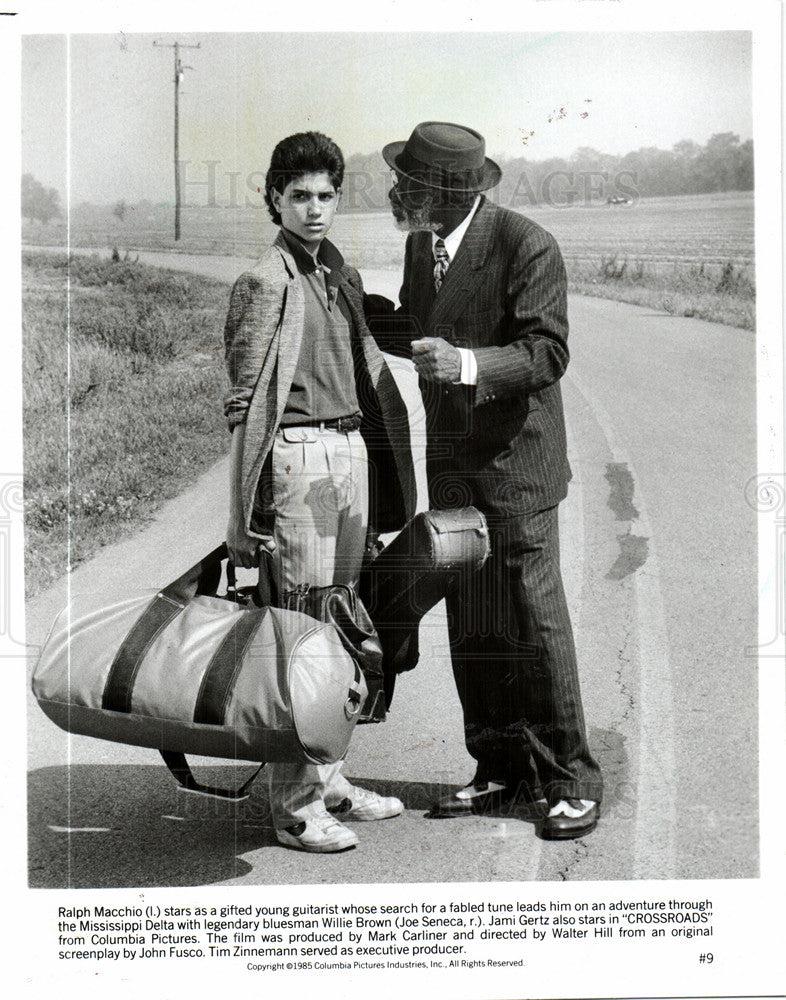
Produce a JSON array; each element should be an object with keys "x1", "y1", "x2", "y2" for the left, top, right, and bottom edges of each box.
[{"x1": 264, "y1": 426, "x2": 369, "y2": 828}]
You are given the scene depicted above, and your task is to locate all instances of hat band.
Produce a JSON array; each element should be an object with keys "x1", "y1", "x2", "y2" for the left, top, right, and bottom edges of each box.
[{"x1": 395, "y1": 148, "x2": 487, "y2": 190}]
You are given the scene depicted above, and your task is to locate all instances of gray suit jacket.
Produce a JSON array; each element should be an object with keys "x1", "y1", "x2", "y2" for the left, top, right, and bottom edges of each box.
[
  {"x1": 224, "y1": 230, "x2": 416, "y2": 534},
  {"x1": 366, "y1": 197, "x2": 571, "y2": 516}
]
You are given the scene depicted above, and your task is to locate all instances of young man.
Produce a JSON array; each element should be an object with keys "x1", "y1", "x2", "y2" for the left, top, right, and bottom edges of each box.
[
  {"x1": 366, "y1": 122, "x2": 603, "y2": 839},
  {"x1": 223, "y1": 131, "x2": 416, "y2": 852}
]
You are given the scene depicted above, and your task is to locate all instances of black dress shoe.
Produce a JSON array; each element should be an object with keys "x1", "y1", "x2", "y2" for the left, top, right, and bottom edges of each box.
[
  {"x1": 538, "y1": 799, "x2": 599, "y2": 840},
  {"x1": 428, "y1": 781, "x2": 512, "y2": 818}
]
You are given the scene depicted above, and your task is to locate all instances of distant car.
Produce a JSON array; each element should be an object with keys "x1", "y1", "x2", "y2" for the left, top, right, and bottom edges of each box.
[{"x1": 606, "y1": 195, "x2": 632, "y2": 206}]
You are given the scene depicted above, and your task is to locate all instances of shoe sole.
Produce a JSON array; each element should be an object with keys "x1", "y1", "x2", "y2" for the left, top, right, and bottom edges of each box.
[
  {"x1": 339, "y1": 807, "x2": 403, "y2": 821},
  {"x1": 276, "y1": 832, "x2": 358, "y2": 853},
  {"x1": 328, "y1": 798, "x2": 404, "y2": 822},
  {"x1": 276, "y1": 837, "x2": 357, "y2": 853},
  {"x1": 427, "y1": 803, "x2": 475, "y2": 819},
  {"x1": 538, "y1": 818, "x2": 599, "y2": 841},
  {"x1": 428, "y1": 793, "x2": 516, "y2": 818},
  {"x1": 429, "y1": 797, "x2": 550, "y2": 820}
]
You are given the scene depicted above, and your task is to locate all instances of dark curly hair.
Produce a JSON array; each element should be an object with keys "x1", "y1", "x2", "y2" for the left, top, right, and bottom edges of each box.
[{"x1": 264, "y1": 131, "x2": 345, "y2": 225}]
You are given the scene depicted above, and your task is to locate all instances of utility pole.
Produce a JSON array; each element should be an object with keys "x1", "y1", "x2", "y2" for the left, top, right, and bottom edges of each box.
[{"x1": 153, "y1": 40, "x2": 200, "y2": 241}]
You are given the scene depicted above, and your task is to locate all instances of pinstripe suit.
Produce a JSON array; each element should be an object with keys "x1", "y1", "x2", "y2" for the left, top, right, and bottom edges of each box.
[{"x1": 367, "y1": 196, "x2": 603, "y2": 804}]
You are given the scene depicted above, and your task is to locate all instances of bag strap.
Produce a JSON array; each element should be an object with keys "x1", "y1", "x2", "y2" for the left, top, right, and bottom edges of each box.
[
  {"x1": 160, "y1": 751, "x2": 264, "y2": 801},
  {"x1": 193, "y1": 606, "x2": 267, "y2": 725},
  {"x1": 226, "y1": 549, "x2": 277, "y2": 608},
  {"x1": 102, "y1": 593, "x2": 185, "y2": 713},
  {"x1": 162, "y1": 543, "x2": 228, "y2": 603},
  {"x1": 102, "y1": 544, "x2": 229, "y2": 714},
  {"x1": 344, "y1": 657, "x2": 364, "y2": 721},
  {"x1": 255, "y1": 549, "x2": 277, "y2": 607},
  {"x1": 105, "y1": 546, "x2": 281, "y2": 720}
]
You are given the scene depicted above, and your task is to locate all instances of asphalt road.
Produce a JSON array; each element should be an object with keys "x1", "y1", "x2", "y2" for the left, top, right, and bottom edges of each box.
[{"x1": 25, "y1": 252, "x2": 758, "y2": 887}]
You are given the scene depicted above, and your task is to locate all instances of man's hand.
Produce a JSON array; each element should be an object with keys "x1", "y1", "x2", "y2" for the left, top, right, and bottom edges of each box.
[
  {"x1": 363, "y1": 526, "x2": 384, "y2": 568},
  {"x1": 411, "y1": 337, "x2": 461, "y2": 383},
  {"x1": 226, "y1": 517, "x2": 276, "y2": 569}
]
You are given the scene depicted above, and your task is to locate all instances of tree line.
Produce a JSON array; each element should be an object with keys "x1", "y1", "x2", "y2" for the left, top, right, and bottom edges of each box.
[
  {"x1": 341, "y1": 132, "x2": 754, "y2": 210},
  {"x1": 22, "y1": 132, "x2": 753, "y2": 223}
]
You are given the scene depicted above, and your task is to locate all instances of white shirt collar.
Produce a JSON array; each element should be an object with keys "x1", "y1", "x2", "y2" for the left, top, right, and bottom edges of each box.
[{"x1": 432, "y1": 195, "x2": 482, "y2": 261}]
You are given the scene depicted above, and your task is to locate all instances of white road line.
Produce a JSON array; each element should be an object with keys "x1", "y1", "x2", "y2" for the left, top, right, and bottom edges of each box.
[{"x1": 565, "y1": 369, "x2": 677, "y2": 879}]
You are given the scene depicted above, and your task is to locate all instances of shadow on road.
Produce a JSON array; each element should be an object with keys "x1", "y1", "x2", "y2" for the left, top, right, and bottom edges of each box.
[
  {"x1": 28, "y1": 760, "x2": 587, "y2": 888},
  {"x1": 29, "y1": 764, "x2": 265, "y2": 888},
  {"x1": 28, "y1": 726, "x2": 628, "y2": 888}
]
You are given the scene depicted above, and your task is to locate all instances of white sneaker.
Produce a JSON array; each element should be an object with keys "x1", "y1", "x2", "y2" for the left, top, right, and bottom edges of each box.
[
  {"x1": 328, "y1": 785, "x2": 403, "y2": 822},
  {"x1": 276, "y1": 813, "x2": 359, "y2": 853}
]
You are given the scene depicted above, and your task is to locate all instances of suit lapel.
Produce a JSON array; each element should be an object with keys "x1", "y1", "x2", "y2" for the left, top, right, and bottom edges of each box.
[
  {"x1": 428, "y1": 198, "x2": 496, "y2": 335},
  {"x1": 409, "y1": 233, "x2": 437, "y2": 328}
]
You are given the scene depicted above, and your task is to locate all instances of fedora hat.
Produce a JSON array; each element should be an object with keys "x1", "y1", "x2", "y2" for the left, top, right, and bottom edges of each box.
[{"x1": 383, "y1": 121, "x2": 501, "y2": 192}]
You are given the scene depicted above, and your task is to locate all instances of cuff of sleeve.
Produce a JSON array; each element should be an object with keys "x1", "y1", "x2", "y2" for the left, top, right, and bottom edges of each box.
[
  {"x1": 223, "y1": 389, "x2": 253, "y2": 429},
  {"x1": 456, "y1": 347, "x2": 478, "y2": 386}
]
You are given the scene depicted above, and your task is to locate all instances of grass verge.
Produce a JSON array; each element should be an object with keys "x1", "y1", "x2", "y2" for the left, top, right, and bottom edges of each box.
[
  {"x1": 568, "y1": 256, "x2": 755, "y2": 330},
  {"x1": 23, "y1": 251, "x2": 232, "y2": 598}
]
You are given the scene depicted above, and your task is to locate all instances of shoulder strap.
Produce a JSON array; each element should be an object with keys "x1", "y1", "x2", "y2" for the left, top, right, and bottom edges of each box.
[{"x1": 160, "y1": 752, "x2": 264, "y2": 801}]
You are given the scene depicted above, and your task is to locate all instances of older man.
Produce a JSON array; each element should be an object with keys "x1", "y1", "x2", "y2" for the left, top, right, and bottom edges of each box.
[{"x1": 365, "y1": 122, "x2": 603, "y2": 839}]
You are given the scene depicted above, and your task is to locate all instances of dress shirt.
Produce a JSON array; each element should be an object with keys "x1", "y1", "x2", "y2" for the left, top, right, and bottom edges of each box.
[{"x1": 431, "y1": 196, "x2": 482, "y2": 385}]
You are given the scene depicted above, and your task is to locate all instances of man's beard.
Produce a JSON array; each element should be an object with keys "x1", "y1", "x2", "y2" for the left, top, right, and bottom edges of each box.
[{"x1": 390, "y1": 191, "x2": 442, "y2": 233}]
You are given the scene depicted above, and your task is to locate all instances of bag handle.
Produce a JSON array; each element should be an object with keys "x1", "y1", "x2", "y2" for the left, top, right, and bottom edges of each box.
[
  {"x1": 344, "y1": 658, "x2": 365, "y2": 721},
  {"x1": 161, "y1": 543, "x2": 228, "y2": 605},
  {"x1": 160, "y1": 751, "x2": 264, "y2": 801},
  {"x1": 226, "y1": 549, "x2": 278, "y2": 608}
]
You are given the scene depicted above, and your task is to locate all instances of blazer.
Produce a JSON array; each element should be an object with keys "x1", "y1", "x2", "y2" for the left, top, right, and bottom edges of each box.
[
  {"x1": 223, "y1": 230, "x2": 417, "y2": 535},
  {"x1": 366, "y1": 196, "x2": 572, "y2": 517}
]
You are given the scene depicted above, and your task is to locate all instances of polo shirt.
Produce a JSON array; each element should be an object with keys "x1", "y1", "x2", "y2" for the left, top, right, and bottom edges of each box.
[{"x1": 279, "y1": 228, "x2": 361, "y2": 425}]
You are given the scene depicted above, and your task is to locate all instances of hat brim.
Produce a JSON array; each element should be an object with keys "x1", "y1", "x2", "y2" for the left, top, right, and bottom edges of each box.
[{"x1": 382, "y1": 140, "x2": 502, "y2": 192}]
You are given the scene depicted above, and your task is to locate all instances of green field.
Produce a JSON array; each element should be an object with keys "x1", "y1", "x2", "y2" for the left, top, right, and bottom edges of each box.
[{"x1": 24, "y1": 191, "x2": 755, "y2": 328}]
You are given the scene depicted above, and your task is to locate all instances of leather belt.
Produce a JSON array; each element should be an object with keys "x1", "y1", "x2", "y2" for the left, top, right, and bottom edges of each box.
[{"x1": 295, "y1": 414, "x2": 363, "y2": 433}]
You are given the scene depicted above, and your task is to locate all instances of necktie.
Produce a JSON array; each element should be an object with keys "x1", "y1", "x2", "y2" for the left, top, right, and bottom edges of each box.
[{"x1": 433, "y1": 239, "x2": 449, "y2": 293}]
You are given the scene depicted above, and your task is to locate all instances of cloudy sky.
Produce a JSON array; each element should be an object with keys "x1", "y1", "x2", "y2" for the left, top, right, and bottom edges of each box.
[{"x1": 22, "y1": 31, "x2": 752, "y2": 205}]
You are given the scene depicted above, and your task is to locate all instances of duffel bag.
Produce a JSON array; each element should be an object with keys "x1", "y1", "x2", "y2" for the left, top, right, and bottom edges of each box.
[
  {"x1": 225, "y1": 559, "x2": 386, "y2": 724},
  {"x1": 281, "y1": 582, "x2": 386, "y2": 724},
  {"x1": 32, "y1": 544, "x2": 366, "y2": 798}
]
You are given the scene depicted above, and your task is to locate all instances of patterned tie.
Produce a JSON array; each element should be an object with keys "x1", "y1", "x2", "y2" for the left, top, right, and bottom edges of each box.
[{"x1": 433, "y1": 238, "x2": 450, "y2": 293}]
